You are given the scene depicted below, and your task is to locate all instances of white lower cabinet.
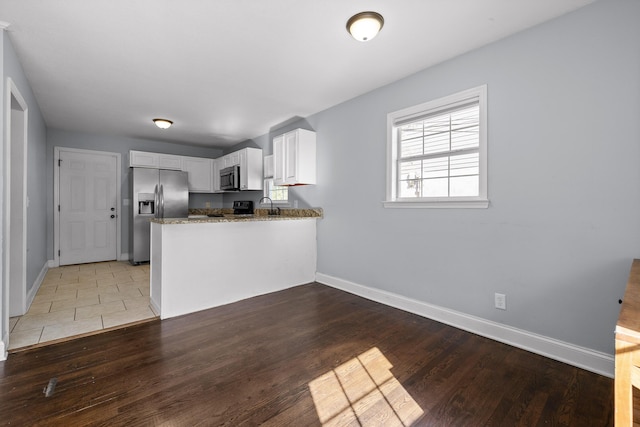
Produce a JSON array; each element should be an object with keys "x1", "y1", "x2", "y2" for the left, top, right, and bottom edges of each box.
[{"x1": 182, "y1": 156, "x2": 213, "y2": 192}]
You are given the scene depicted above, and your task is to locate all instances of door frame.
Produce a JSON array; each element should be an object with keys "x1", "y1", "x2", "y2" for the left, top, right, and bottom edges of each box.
[
  {"x1": 4, "y1": 78, "x2": 28, "y2": 318},
  {"x1": 53, "y1": 146, "x2": 122, "y2": 267}
]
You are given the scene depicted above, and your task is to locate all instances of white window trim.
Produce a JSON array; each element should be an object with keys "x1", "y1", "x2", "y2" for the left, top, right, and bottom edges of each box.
[
  {"x1": 384, "y1": 85, "x2": 489, "y2": 209},
  {"x1": 263, "y1": 178, "x2": 291, "y2": 206}
]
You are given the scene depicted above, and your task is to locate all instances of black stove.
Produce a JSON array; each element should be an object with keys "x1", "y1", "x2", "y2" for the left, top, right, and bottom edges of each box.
[{"x1": 232, "y1": 200, "x2": 254, "y2": 215}]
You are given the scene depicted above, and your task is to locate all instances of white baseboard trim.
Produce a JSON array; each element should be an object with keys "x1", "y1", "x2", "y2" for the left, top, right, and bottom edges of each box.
[
  {"x1": 119, "y1": 252, "x2": 129, "y2": 262},
  {"x1": 48, "y1": 259, "x2": 57, "y2": 268},
  {"x1": 316, "y1": 272, "x2": 614, "y2": 378},
  {"x1": 26, "y1": 262, "x2": 49, "y2": 310}
]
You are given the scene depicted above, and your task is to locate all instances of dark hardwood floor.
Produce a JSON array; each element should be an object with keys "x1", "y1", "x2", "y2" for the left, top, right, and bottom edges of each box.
[{"x1": 0, "y1": 283, "x2": 613, "y2": 426}]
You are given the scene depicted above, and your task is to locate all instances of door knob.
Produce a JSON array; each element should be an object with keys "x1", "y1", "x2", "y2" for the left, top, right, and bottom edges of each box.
[
  {"x1": 110, "y1": 215, "x2": 115, "y2": 219},
  {"x1": 111, "y1": 207, "x2": 115, "y2": 211}
]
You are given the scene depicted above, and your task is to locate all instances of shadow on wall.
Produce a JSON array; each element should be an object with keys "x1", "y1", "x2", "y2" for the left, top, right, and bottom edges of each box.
[{"x1": 267, "y1": 116, "x2": 315, "y2": 153}]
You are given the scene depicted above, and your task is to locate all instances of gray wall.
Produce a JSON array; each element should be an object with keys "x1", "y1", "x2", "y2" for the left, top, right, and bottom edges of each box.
[
  {"x1": 46, "y1": 130, "x2": 224, "y2": 258},
  {"x1": 3, "y1": 32, "x2": 48, "y2": 295},
  {"x1": 292, "y1": 0, "x2": 639, "y2": 355}
]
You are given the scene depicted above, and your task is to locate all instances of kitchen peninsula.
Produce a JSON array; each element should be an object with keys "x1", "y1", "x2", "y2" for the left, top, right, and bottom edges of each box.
[{"x1": 149, "y1": 209, "x2": 322, "y2": 319}]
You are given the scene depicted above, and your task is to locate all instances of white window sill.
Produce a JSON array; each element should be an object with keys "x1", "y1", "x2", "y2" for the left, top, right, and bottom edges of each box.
[{"x1": 383, "y1": 198, "x2": 489, "y2": 209}]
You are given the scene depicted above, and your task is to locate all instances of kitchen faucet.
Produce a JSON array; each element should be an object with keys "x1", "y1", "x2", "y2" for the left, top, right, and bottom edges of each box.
[{"x1": 258, "y1": 196, "x2": 280, "y2": 215}]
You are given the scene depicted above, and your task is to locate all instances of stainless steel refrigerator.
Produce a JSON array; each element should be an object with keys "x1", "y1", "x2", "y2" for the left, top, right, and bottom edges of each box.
[{"x1": 130, "y1": 168, "x2": 189, "y2": 264}]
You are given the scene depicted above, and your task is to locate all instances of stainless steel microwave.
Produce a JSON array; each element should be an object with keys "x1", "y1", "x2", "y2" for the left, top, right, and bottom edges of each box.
[{"x1": 220, "y1": 165, "x2": 240, "y2": 191}]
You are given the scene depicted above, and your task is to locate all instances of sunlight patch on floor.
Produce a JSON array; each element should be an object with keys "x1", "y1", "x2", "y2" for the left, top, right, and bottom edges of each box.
[{"x1": 309, "y1": 347, "x2": 423, "y2": 426}]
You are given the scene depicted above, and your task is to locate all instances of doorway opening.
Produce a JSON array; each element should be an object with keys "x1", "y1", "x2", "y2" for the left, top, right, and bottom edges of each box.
[
  {"x1": 5, "y1": 78, "x2": 28, "y2": 318},
  {"x1": 1, "y1": 78, "x2": 29, "y2": 358}
]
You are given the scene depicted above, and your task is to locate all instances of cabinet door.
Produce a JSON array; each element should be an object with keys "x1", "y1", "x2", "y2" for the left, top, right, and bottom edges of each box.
[
  {"x1": 284, "y1": 131, "x2": 299, "y2": 184},
  {"x1": 158, "y1": 154, "x2": 182, "y2": 170},
  {"x1": 295, "y1": 129, "x2": 316, "y2": 185},
  {"x1": 273, "y1": 129, "x2": 315, "y2": 185},
  {"x1": 182, "y1": 157, "x2": 213, "y2": 192},
  {"x1": 129, "y1": 150, "x2": 158, "y2": 168},
  {"x1": 239, "y1": 150, "x2": 248, "y2": 190},
  {"x1": 273, "y1": 135, "x2": 285, "y2": 185},
  {"x1": 225, "y1": 152, "x2": 240, "y2": 167},
  {"x1": 238, "y1": 148, "x2": 263, "y2": 190},
  {"x1": 264, "y1": 155, "x2": 274, "y2": 178},
  {"x1": 212, "y1": 158, "x2": 222, "y2": 192}
]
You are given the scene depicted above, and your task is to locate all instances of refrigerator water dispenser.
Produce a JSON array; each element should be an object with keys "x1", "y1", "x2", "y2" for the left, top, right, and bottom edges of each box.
[{"x1": 138, "y1": 193, "x2": 155, "y2": 214}]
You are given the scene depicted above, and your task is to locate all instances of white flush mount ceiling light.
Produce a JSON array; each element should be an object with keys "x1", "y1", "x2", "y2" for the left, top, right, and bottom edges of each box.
[
  {"x1": 346, "y1": 11, "x2": 384, "y2": 42},
  {"x1": 153, "y1": 118, "x2": 173, "y2": 129}
]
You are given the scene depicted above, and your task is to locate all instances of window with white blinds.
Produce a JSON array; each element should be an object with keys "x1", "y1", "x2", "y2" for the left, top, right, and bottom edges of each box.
[
  {"x1": 385, "y1": 85, "x2": 488, "y2": 208},
  {"x1": 264, "y1": 178, "x2": 289, "y2": 203}
]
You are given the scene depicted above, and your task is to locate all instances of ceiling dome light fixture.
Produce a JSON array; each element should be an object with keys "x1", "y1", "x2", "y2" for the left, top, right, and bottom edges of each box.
[
  {"x1": 346, "y1": 11, "x2": 384, "y2": 42},
  {"x1": 153, "y1": 118, "x2": 173, "y2": 129}
]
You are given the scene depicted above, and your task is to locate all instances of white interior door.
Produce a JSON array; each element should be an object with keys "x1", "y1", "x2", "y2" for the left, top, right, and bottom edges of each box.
[{"x1": 59, "y1": 150, "x2": 118, "y2": 265}]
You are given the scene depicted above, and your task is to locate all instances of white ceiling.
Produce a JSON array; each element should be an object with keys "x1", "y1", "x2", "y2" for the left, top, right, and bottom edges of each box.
[{"x1": 0, "y1": 0, "x2": 594, "y2": 148}]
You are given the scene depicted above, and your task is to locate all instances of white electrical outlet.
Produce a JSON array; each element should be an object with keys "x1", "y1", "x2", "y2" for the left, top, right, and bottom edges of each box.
[
  {"x1": 495, "y1": 293, "x2": 506, "y2": 310},
  {"x1": 205, "y1": 202, "x2": 211, "y2": 209}
]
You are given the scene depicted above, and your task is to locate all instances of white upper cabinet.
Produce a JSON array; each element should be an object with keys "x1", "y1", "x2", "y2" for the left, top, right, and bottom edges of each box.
[
  {"x1": 274, "y1": 129, "x2": 316, "y2": 185},
  {"x1": 158, "y1": 154, "x2": 182, "y2": 170},
  {"x1": 129, "y1": 150, "x2": 182, "y2": 170},
  {"x1": 224, "y1": 152, "x2": 240, "y2": 168},
  {"x1": 239, "y1": 148, "x2": 263, "y2": 190},
  {"x1": 263, "y1": 155, "x2": 274, "y2": 178},
  {"x1": 273, "y1": 135, "x2": 285, "y2": 183},
  {"x1": 130, "y1": 148, "x2": 262, "y2": 193},
  {"x1": 129, "y1": 150, "x2": 158, "y2": 168},
  {"x1": 212, "y1": 158, "x2": 224, "y2": 193},
  {"x1": 182, "y1": 156, "x2": 213, "y2": 193}
]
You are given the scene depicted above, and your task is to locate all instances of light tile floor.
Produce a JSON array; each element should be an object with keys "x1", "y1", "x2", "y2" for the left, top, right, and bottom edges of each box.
[{"x1": 9, "y1": 261, "x2": 156, "y2": 350}]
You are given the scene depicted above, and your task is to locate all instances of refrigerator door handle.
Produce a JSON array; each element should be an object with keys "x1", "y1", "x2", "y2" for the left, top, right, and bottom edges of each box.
[
  {"x1": 159, "y1": 184, "x2": 165, "y2": 218},
  {"x1": 154, "y1": 184, "x2": 159, "y2": 219}
]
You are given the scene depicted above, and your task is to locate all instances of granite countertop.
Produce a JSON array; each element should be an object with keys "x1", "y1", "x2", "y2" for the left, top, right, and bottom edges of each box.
[{"x1": 151, "y1": 208, "x2": 323, "y2": 225}]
